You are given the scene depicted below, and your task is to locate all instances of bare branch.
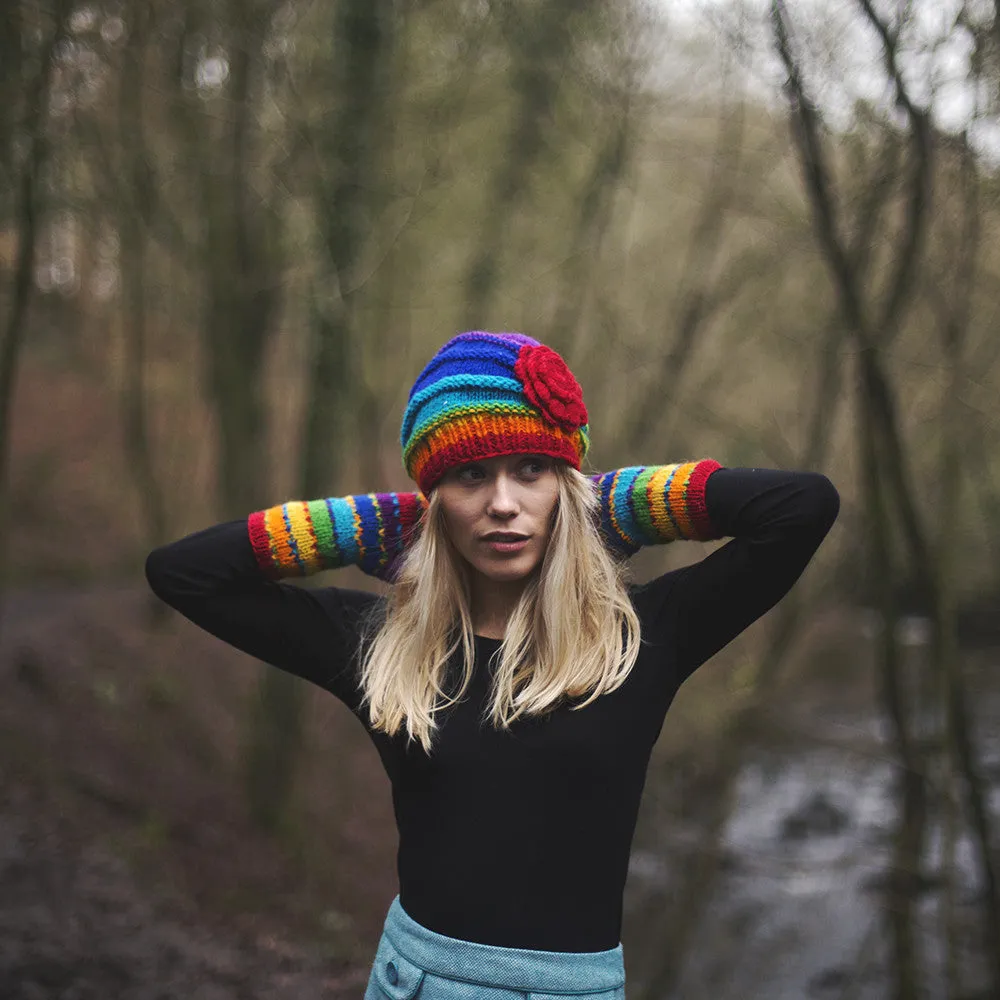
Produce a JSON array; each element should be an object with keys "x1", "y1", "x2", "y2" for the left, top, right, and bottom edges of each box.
[
  {"x1": 855, "y1": 0, "x2": 934, "y2": 343},
  {"x1": 770, "y1": 0, "x2": 870, "y2": 339},
  {"x1": 621, "y1": 95, "x2": 746, "y2": 449}
]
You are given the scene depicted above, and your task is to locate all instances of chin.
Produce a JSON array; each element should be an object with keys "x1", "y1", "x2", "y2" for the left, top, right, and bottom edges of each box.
[{"x1": 472, "y1": 556, "x2": 540, "y2": 583}]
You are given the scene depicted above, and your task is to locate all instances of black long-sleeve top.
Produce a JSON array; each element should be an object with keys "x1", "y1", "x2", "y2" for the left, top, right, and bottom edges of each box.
[{"x1": 144, "y1": 468, "x2": 839, "y2": 953}]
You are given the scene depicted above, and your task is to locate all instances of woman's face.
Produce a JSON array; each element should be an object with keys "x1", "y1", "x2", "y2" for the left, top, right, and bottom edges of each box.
[{"x1": 435, "y1": 454, "x2": 560, "y2": 585}]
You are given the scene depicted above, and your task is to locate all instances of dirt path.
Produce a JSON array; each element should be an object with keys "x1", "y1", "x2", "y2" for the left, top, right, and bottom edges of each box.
[
  {"x1": 0, "y1": 583, "x2": 394, "y2": 999},
  {"x1": 0, "y1": 785, "x2": 372, "y2": 1000}
]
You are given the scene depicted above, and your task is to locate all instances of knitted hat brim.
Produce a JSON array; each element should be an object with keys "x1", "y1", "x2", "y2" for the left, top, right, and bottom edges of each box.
[{"x1": 408, "y1": 411, "x2": 587, "y2": 494}]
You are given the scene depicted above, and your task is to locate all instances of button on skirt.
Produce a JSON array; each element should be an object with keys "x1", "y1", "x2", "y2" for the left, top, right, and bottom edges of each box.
[{"x1": 364, "y1": 896, "x2": 626, "y2": 1000}]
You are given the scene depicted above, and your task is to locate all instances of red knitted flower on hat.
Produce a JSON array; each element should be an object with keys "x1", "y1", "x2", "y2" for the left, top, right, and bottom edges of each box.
[{"x1": 514, "y1": 344, "x2": 588, "y2": 431}]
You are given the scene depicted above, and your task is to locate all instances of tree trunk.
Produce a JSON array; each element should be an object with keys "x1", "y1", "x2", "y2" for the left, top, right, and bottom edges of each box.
[
  {"x1": 0, "y1": 1, "x2": 69, "y2": 626},
  {"x1": 463, "y1": 0, "x2": 592, "y2": 326},
  {"x1": 549, "y1": 88, "x2": 634, "y2": 357},
  {"x1": 305, "y1": 0, "x2": 394, "y2": 494},
  {"x1": 769, "y1": 3, "x2": 949, "y2": 991},
  {"x1": 118, "y1": 0, "x2": 169, "y2": 574},
  {"x1": 185, "y1": 0, "x2": 286, "y2": 832},
  {"x1": 621, "y1": 98, "x2": 745, "y2": 450},
  {"x1": 631, "y1": 310, "x2": 847, "y2": 997},
  {"x1": 932, "y1": 137, "x2": 1000, "y2": 990},
  {"x1": 859, "y1": 369, "x2": 925, "y2": 1000},
  {"x1": 245, "y1": 0, "x2": 394, "y2": 835}
]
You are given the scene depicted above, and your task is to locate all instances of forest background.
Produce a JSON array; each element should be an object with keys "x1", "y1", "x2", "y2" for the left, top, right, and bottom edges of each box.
[{"x1": 2, "y1": 0, "x2": 1000, "y2": 998}]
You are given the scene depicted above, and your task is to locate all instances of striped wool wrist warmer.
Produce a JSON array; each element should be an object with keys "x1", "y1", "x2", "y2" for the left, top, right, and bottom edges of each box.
[
  {"x1": 249, "y1": 459, "x2": 722, "y2": 580},
  {"x1": 591, "y1": 459, "x2": 722, "y2": 557},
  {"x1": 248, "y1": 493, "x2": 427, "y2": 581}
]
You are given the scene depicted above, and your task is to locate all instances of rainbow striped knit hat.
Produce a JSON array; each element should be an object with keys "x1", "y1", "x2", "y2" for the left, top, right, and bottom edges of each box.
[{"x1": 402, "y1": 331, "x2": 590, "y2": 493}]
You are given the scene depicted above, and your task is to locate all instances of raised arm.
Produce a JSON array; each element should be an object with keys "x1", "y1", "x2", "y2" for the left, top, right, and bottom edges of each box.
[
  {"x1": 589, "y1": 459, "x2": 723, "y2": 556},
  {"x1": 145, "y1": 517, "x2": 385, "y2": 711},
  {"x1": 249, "y1": 491, "x2": 427, "y2": 581},
  {"x1": 634, "y1": 466, "x2": 840, "y2": 681},
  {"x1": 247, "y1": 465, "x2": 721, "y2": 583}
]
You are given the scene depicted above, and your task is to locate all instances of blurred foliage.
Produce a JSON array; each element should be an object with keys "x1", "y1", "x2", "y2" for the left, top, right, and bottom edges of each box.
[
  {"x1": 0, "y1": 0, "x2": 995, "y2": 599},
  {"x1": 0, "y1": 0, "x2": 995, "y2": 605}
]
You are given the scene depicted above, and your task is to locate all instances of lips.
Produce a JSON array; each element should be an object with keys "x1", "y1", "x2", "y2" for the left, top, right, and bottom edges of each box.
[{"x1": 480, "y1": 532, "x2": 530, "y2": 542}]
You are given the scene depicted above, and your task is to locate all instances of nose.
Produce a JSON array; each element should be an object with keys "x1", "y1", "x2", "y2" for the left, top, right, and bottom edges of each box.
[{"x1": 486, "y1": 472, "x2": 519, "y2": 518}]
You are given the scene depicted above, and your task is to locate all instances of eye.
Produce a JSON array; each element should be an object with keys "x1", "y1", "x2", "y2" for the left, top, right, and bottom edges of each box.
[
  {"x1": 456, "y1": 464, "x2": 486, "y2": 483},
  {"x1": 518, "y1": 456, "x2": 550, "y2": 478}
]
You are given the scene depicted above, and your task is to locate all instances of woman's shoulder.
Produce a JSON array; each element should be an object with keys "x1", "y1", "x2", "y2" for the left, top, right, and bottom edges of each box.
[
  {"x1": 626, "y1": 570, "x2": 686, "y2": 620},
  {"x1": 314, "y1": 583, "x2": 385, "y2": 612},
  {"x1": 307, "y1": 584, "x2": 387, "y2": 640}
]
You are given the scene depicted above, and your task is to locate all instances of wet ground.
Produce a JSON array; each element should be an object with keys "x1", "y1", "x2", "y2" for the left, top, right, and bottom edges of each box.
[
  {"x1": 0, "y1": 792, "x2": 370, "y2": 1000},
  {"x1": 0, "y1": 584, "x2": 391, "y2": 1000}
]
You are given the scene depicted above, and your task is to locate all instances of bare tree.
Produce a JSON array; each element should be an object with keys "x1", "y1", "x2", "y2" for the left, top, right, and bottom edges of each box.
[
  {"x1": 923, "y1": 128, "x2": 999, "y2": 996},
  {"x1": 548, "y1": 18, "x2": 642, "y2": 356},
  {"x1": 116, "y1": 0, "x2": 168, "y2": 565},
  {"x1": 629, "y1": 146, "x2": 898, "y2": 994},
  {"x1": 241, "y1": 0, "x2": 397, "y2": 837},
  {"x1": 619, "y1": 94, "x2": 746, "y2": 451},
  {"x1": 463, "y1": 0, "x2": 596, "y2": 326},
  {"x1": 772, "y1": 0, "x2": 1000, "y2": 993},
  {"x1": 160, "y1": 0, "x2": 288, "y2": 831},
  {"x1": 0, "y1": 0, "x2": 72, "y2": 631},
  {"x1": 299, "y1": 0, "x2": 395, "y2": 497}
]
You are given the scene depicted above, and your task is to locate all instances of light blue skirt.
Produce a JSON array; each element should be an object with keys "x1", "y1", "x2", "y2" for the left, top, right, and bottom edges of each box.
[{"x1": 364, "y1": 897, "x2": 626, "y2": 999}]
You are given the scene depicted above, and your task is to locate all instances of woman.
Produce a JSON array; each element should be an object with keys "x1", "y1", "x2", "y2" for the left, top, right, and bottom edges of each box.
[{"x1": 146, "y1": 330, "x2": 839, "y2": 999}]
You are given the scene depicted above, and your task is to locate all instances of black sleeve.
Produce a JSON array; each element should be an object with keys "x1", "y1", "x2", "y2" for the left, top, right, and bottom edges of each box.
[
  {"x1": 144, "y1": 520, "x2": 382, "y2": 713},
  {"x1": 636, "y1": 467, "x2": 840, "y2": 680}
]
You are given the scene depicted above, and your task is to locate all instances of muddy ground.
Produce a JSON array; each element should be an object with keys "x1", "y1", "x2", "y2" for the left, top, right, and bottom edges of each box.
[{"x1": 0, "y1": 584, "x2": 398, "y2": 1000}]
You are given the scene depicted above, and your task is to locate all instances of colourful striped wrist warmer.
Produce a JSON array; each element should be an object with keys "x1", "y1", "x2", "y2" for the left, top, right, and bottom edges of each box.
[
  {"x1": 248, "y1": 493, "x2": 428, "y2": 581},
  {"x1": 249, "y1": 459, "x2": 722, "y2": 580},
  {"x1": 590, "y1": 459, "x2": 722, "y2": 558}
]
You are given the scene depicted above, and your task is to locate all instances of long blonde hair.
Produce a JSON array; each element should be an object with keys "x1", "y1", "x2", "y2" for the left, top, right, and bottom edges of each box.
[{"x1": 358, "y1": 464, "x2": 641, "y2": 752}]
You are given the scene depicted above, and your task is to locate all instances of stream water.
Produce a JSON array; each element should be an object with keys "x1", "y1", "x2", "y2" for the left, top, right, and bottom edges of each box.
[{"x1": 623, "y1": 653, "x2": 1000, "y2": 1000}]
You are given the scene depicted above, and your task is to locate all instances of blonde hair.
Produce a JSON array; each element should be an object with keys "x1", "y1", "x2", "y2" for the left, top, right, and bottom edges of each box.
[{"x1": 358, "y1": 464, "x2": 641, "y2": 752}]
